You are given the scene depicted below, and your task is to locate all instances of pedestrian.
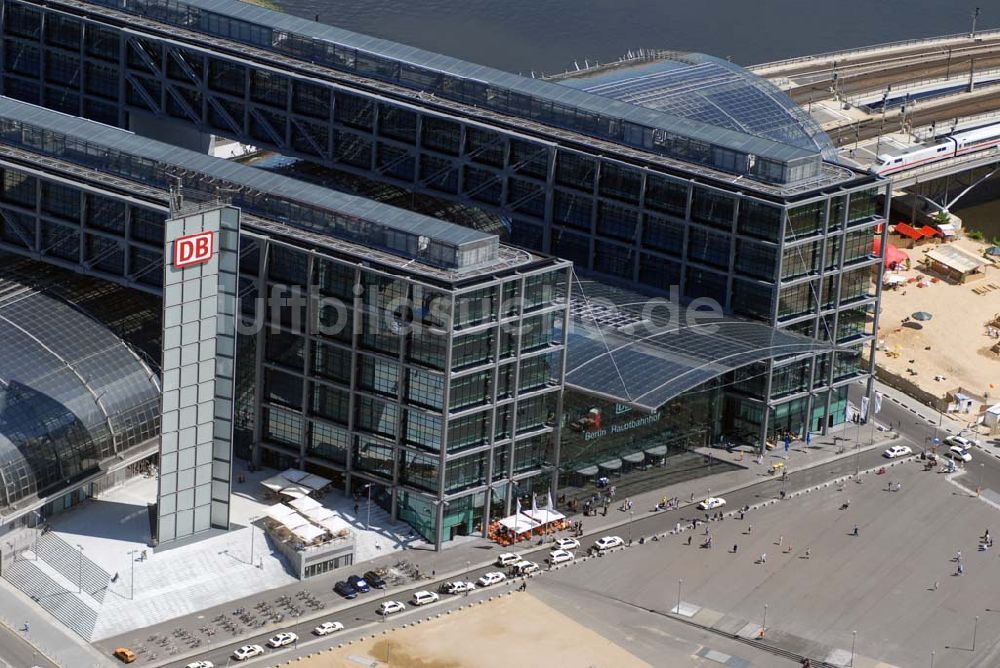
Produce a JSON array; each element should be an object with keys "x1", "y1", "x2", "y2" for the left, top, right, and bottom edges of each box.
[
  {"x1": 778, "y1": 535, "x2": 783, "y2": 547},
  {"x1": 432, "y1": 569, "x2": 435, "y2": 578},
  {"x1": 602, "y1": 505, "x2": 608, "y2": 517},
  {"x1": 958, "y1": 562, "x2": 964, "y2": 576},
  {"x1": 805, "y1": 548, "x2": 811, "y2": 559},
  {"x1": 852, "y1": 525, "x2": 859, "y2": 536},
  {"x1": 760, "y1": 552, "x2": 766, "y2": 564},
  {"x1": 733, "y1": 544, "x2": 738, "y2": 553},
  {"x1": 933, "y1": 581, "x2": 939, "y2": 590},
  {"x1": 690, "y1": 492, "x2": 695, "y2": 502},
  {"x1": 956, "y1": 550, "x2": 962, "y2": 562},
  {"x1": 687, "y1": 535, "x2": 692, "y2": 546},
  {"x1": 674, "y1": 522, "x2": 681, "y2": 534},
  {"x1": 748, "y1": 523, "x2": 752, "y2": 534},
  {"x1": 739, "y1": 510, "x2": 745, "y2": 520},
  {"x1": 354, "y1": 502, "x2": 359, "y2": 514},
  {"x1": 23, "y1": 622, "x2": 29, "y2": 634}
]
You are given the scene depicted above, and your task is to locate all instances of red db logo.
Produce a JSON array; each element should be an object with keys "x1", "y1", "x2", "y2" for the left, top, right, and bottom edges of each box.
[{"x1": 173, "y1": 231, "x2": 215, "y2": 268}]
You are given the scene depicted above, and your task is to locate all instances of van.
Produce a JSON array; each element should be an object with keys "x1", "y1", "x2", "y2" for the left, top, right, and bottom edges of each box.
[{"x1": 411, "y1": 590, "x2": 440, "y2": 606}]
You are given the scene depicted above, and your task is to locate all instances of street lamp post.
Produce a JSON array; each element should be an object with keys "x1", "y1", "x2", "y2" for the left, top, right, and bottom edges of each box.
[
  {"x1": 676, "y1": 579, "x2": 682, "y2": 614},
  {"x1": 761, "y1": 603, "x2": 768, "y2": 638},
  {"x1": 628, "y1": 510, "x2": 634, "y2": 545},
  {"x1": 128, "y1": 549, "x2": 139, "y2": 600},
  {"x1": 930, "y1": 650, "x2": 935, "y2": 668},
  {"x1": 851, "y1": 630, "x2": 857, "y2": 667},
  {"x1": 978, "y1": 463, "x2": 984, "y2": 497},
  {"x1": 973, "y1": 615, "x2": 979, "y2": 651}
]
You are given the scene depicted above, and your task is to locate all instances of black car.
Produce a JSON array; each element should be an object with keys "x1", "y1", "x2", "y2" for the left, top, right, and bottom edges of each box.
[
  {"x1": 363, "y1": 571, "x2": 387, "y2": 589},
  {"x1": 347, "y1": 574, "x2": 370, "y2": 593},
  {"x1": 333, "y1": 580, "x2": 358, "y2": 599}
]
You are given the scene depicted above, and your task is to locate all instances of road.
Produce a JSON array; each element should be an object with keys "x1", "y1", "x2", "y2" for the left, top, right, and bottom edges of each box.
[{"x1": 0, "y1": 622, "x2": 58, "y2": 668}]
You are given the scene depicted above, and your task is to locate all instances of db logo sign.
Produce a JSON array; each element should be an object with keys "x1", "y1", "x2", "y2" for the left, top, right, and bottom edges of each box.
[{"x1": 173, "y1": 231, "x2": 215, "y2": 268}]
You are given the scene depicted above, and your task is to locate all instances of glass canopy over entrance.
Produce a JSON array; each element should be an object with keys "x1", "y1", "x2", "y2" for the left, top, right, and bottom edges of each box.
[{"x1": 562, "y1": 280, "x2": 838, "y2": 413}]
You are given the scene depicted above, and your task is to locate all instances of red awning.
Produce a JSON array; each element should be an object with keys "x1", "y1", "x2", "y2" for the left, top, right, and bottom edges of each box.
[
  {"x1": 873, "y1": 237, "x2": 909, "y2": 267},
  {"x1": 893, "y1": 222, "x2": 922, "y2": 240}
]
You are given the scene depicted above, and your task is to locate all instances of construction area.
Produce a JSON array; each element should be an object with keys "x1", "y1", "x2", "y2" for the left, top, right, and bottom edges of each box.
[{"x1": 874, "y1": 235, "x2": 1000, "y2": 419}]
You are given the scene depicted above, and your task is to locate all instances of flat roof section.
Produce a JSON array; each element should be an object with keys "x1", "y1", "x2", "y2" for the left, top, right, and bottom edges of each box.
[{"x1": 0, "y1": 97, "x2": 499, "y2": 272}]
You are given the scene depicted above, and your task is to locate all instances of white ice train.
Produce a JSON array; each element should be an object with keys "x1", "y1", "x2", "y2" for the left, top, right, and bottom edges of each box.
[{"x1": 871, "y1": 121, "x2": 1000, "y2": 175}]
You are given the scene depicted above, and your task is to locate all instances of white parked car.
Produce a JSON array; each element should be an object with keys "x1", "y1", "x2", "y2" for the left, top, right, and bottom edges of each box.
[
  {"x1": 594, "y1": 535, "x2": 624, "y2": 551},
  {"x1": 267, "y1": 632, "x2": 297, "y2": 648},
  {"x1": 477, "y1": 571, "x2": 507, "y2": 587},
  {"x1": 232, "y1": 645, "x2": 264, "y2": 661},
  {"x1": 512, "y1": 560, "x2": 539, "y2": 574},
  {"x1": 548, "y1": 549, "x2": 575, "y2": 564},
  {"x1": 495, "y1": 552, "x2": 520, "y2": 567},
  {"x1": 883, "y1": 445, "x2": 913, "y2": 459},
  {"x1": 946, "y1": 435, "x2": 978, "y2": 449},
  {"x1": 312, "y1": 621, "x2": 344, "y2": 636},
  {"x1": 378, "y1": 600, "x2": 406, "y2": 616},
  {"x1": 698, "y1": 497, "x2": 726, "y2": 510},
  {"x1": 185, "y1": 662, "x2": 214, "y2": 668},
  {"x1": 442, "y1": 581, "x2": 476, "y2": 595},
  {"x1": 411, "y1": 590, "x2": 440, "y2": 606},
  {"x1": 946, "y1": 445, "x2": 973, "y2": 463},
  {"x1": 554, "y1": 537, "x2": 580, "y2": 550}
]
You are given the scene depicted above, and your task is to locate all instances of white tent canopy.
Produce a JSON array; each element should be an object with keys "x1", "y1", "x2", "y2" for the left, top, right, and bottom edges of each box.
[
  {"x1": 299, "y1": 473, "x2": 331, "y2": 491},
  {"x1": 279, "y1": 485, "x2": 312, "y2": 499},
  {"x1": 291, "y1": 523, "x2": 326, "y2": 543},
  {"x1": 497, "y1": 515, "x2": 539, "y2": 534},
  {"x1": 319, "y1": 515, "x2": 352, "y2": 535},
  {"x1": 303, "y1": 506, "x2": 336, "y2": 522},
  {"x1": 265, "y1": 503, "x2": 298, "y2": 524},
  {"x1": 260, "y1": 475, "x2": 286, "y2": 492},
  {"x1": 280, "y1": 468, "x2": 309, "y2": 483},
  {"x1": 289, "y1": 496, "x2": 322, "y2": 512},
  {"x1": 523, "y1": 508, "x2": 565, "y2": 525}
]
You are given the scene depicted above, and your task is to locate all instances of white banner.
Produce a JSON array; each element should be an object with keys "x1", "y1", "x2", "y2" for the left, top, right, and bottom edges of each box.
[
  {"x1": 874, "y1": 392, "x2": 883, "y2": 414},
  {"x1": 860, "y1": 396, "x2": 870, "y2": 420}
]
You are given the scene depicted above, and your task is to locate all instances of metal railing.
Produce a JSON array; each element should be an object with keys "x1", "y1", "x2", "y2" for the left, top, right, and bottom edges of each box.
[{"x1": 750, "y1": 28, "x2": 1000, "y2": 74}]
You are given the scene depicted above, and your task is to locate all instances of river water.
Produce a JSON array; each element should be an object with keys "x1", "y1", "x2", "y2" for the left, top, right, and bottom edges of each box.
[{"x1": 273, "y1": 0, "x2": 999, "y2": 235}]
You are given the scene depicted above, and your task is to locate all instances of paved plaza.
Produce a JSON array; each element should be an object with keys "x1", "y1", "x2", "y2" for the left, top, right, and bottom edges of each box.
[
  {"x1": 535, "y1": 457, "x2": 1000, "y2": 668},
  {"x1": 44, "y1": 467, "x2": 420, "y2": 640}
]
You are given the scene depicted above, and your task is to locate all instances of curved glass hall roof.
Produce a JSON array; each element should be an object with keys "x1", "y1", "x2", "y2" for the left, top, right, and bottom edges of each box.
[
  {"x1": 0, "y1": 277, "x2": 160, "y2": 512},
  {"x1": 563, "y1": 280, "x2": 837, "y2": 412},
  {"x1": 557, "y1": 53, "x2": 838, "y2": 162}
]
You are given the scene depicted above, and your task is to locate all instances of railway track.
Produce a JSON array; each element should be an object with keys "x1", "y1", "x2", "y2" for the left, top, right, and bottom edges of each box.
[
  {"x1": 788, "y1": 47, "x2": 1000, "y2": 105},
  {"x1": 824, "y1": 88, "x2": 1000, "y2": 143}
]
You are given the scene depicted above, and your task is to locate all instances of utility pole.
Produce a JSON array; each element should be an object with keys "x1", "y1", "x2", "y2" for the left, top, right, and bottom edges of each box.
[
  {"x1": 969, "y1": 56, "x2": 976, "y2": 93},
  {"x1": 971, "y1": 7, "x2": 981, "y2": 39},
  {"x1": 946, "y1": 48, "x2": 953, "y2": 79}
]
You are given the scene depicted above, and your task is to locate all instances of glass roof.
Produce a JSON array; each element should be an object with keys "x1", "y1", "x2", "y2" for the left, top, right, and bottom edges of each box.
[
  {"x1": 562, "y1": 280, "x2": 836, "y2": 412},
  {"x1": 0, "y1": 97, "x2": 499, "y2": 272},
  {"x1": 0, "y1": 274, "x2": 160, "y2": 512},
  {"x1": 558, "y1": 53, "x2": 838, "y2": 162}
]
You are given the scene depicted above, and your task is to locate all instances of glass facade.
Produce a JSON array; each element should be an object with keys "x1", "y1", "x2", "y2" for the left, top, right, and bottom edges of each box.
[
  {"x1": 246, "y1": 238, "x2": 571, "y2": 546},
  {"x1": 0, "y1": 277, "x2": 161, "y2": 512},
  {"x1": 0, "y1": 1, "x2": 890, "y2": 539}
]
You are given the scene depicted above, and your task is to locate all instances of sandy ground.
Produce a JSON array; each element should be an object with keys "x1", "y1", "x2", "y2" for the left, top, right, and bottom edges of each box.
[
  {"x1": 875, "y1": 237, "x2": 1000, "y2": 401},
  {"x1": 290, "y1": 593, "x2": 652, "y2": 668}
]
